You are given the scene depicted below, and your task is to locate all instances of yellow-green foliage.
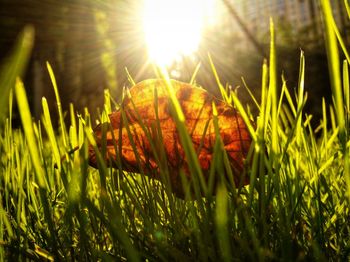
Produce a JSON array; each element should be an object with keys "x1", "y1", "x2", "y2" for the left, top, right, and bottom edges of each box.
[{"x1": 0, "y1": 1, "x2": 349, "y2": 261}]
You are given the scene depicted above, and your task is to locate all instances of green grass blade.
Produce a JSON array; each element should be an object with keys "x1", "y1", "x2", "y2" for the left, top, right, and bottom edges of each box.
[
  {"x1": 208, "y1": 53, "x2": 231, "y2": 103},
  {"x1": 345, "y1": 0, "x2": 350, "y2": 18},
  {"x1": 0, "y1": 26, "x2": 34, "y2": 122},
  {"x1": 69, "y1": 103, "x2": 79, "y2": 151},
  {"x1": 296, "y1": 51, "x2": 305, "y2": 144},
  {"x1": 229, "y1": 90, "x2": 257, "y2": 142},
  {"x1": 125, "y1": 67, "x2": 136, "y2": 86},
  {"x1": 46, "y1": 62, "x2": 69, "y2": 148},
  {"x1": 331, "y1": 16, "x2": 350, "y2": 64},
  {"x1": 215, "y1": 186, "x2": 232, "y2": 262},
  {"x1": 15, "y1": 78, "x2": 61, "y2": 258},
  {"x1": 320, "y1": 0, "x2": 346, "y2": 145},
  {"x1": 343, "y1": 61, "x2": 350, "y2": 200},
  {"x1": 15, "y1": 79, "x2": 46, "y2": 189},
  {"x1": 269, "y1": 18, "x2": 279, "y2": 156},
  {"x1": 241, "y1": 77, "x2": 260, "y2": 110},
  {"x1": 259, "y1": 60, "x2": 268, "y2": 135},
  {"x1": 190, "y1": 62, "x2": 201, "y2": 85},
  {"x1": 159, "y1": 68, "x2": 207, "y2": 197},
  {"x1": 343, "y1": 61, "x2": 349, "y2": 118},
  {"x1": 42, "y1": 97, "x2": 61, "y2": 170}
]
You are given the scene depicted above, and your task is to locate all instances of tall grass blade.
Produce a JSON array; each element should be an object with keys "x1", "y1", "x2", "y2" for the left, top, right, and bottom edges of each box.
[
  {"x1": 42, "y1": 97, "x2": 61, "y2": 170},
  {"x1": 319, "y1": 0, "x2": 346, "y2": 145},
  {"x1": 190, "y1": 62, "x2": 201, "y2": 85},
  {"x1": 46, "y1": 62, "x2": 69, "y2": 148},
  {"x1": 125, "y1": 67, "x2": 136, "y2": 86},
  {"x1": 331, "y1": 20, "x2": 350, "y2": 64},
  {"x1": 0, "y1": 26, "x2": 34, "y2": 122},
  {"x1": 215, "y1": 186, "x2": 232, "y2": 262},
  {"x1": 269, "y1": 18, "x2": 278, "y2": 156},
  {"x1": 343, "y1": 61, "x2": 350, "y2": 200},
  {"x1": 158, "y1": 67, "x2": 207, "y2": 197},
  {"x1": 15, "y1": 79, "x2": 46, "y2": 189},
  {"x1": 241, "y1": 77, "x2": 260, "y2": 110},
  {"x1": 343, "y1": 61, "x2": 349, "y2": 120},
  {"x1": 296, "y1": 51, "x2": 305, "y2": 144},
  {"x1": 345, "y1": 0, "x2": 350, "y2": 19},
  {"x1": 208, "y1": 53, "x2": 230, "y2": 103},
  {"x1": 15, "y1": 78, "x2": 61, "y2": 259}
]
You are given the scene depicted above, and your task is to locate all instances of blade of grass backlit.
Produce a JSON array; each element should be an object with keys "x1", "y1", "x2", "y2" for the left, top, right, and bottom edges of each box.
[
  {"x1": 125, "y1": 67, "x2": 136, "y2": 86},
  {"x1": 0, "y1": 26, "x2": 34, "y2": 122},
  {"x1": 283, "y1": 81, "x2": 297, "y2": 117},
  {"x1": 254, "y1": 60, "x2": 268, "y2": 223},
  {"x1": 321, "y1": 98, "x2": 328, "y2": 153},
  {"x1": 277, "y1": 77, "x2": 287, "y2": 120},
  {"x1": 296, "y1": 52, "x2": 305, "y2": 114},
  {"x1": 320, "y1": 0, "x2": 349, "y2": 200},
  {"x1": 84, "y1": 125, "x2": 108, "y2": 187},
  {"x1": 343, "y1": 61, "x2": 349, "y2": 117},
  {"x1": 47, "y1": 62, "x2": 68, "y2": 148},
  {"x1": 331, "y1": 14, "x2": 350, "y2": 63},
  {"x1": 345, "y1": 0, "x2": 350, "y2": 20},
  {"x1": 155, "y1": 68, "x2": 213, "y2": 256},
  {"x1": 208, "y1": 54, "x2": 231, "y2": 103},
  {"x1": 210, "y1": 46, "x2": 257, "y2": 142},
  {"x1": 241, "y1": 77, "x2": 260, "y2": 110},
  {"x1": 158, "y1": 67, "x2": 207, "y2": 197},
  {"x1": 229, "y1": 90, "x2": 257, "y2": 142},
  {"x1": 15, "y1": 79, "x2": 46, "y2": 189},
  {"x1": 345, "y1": 0, "x2": 350, "y2": 19},
  {"x1": 320, "y1": 0, "x2": 346, "y2": 144},
  {"x1": 211, "y1": 103, "x2": 232, "y2": 193},
  {"x1": 69, "y1": 103, "x2": 79, "y2": 158},
  {"x1": 42, "y1": 97, "x2": 61, "y2": 170},
  {"x1": 15, "y1": 78, "x2": 61, "y2": 258},
  {"x1": 329, "y1": 105, "x2": 337, "y2": 132},
  {"x1": 269, "y1": 18, "x2": 278, "y2": 156},
  {"x1": 190, "y1": 62, "x2": 201, "y2": 85},
  {"x1": 296, "y1": 51, "x2": 305, "y2": 145},
  {"x1": 343, "y1": 61, "x2": 350, "y2": 199}
]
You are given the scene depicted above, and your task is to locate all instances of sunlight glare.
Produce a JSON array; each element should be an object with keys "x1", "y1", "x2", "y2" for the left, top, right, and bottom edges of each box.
[{"x1": 143, "y1": 0, "x2": 215, "y2": 67}]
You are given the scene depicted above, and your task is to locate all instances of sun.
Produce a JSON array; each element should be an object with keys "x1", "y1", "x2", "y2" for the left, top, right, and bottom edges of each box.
[{"x1": 142, "y1": 0, "x2": 216, "y2": 67}]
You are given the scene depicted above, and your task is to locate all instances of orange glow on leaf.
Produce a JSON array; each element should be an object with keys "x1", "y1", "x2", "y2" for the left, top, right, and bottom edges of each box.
[{"x1": 89, "y1": 79, "x2": 252, "y2": 197}]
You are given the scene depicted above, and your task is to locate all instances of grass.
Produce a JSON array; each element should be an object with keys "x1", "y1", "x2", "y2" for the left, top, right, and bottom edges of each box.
[{"x1": 1, "y1": 1, "x2": 350, "y2": 261}]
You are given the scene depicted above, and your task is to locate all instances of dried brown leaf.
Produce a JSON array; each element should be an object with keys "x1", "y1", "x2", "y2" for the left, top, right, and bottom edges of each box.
[{"x1": 89, "y1": 79, "x2": 252, "y2": 197}]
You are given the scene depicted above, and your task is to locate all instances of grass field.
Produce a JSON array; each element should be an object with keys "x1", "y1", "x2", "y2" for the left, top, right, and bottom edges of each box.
[{"x1": 1, "y1": 1, "x2": 350, "y2": 261}]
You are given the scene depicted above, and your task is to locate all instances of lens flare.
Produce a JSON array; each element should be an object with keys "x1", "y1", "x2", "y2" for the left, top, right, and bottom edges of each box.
[{"x1": 143, "y1": 0, "x2": 215, "y2": 67}]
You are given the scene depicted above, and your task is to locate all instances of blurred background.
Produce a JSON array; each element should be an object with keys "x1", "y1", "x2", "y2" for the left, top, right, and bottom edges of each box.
[{"x1": 0, "y1": 0, "x2": 349, "y2": 124}]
